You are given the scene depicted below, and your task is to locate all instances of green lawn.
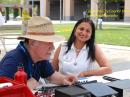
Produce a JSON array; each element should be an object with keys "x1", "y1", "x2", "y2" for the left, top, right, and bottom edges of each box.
[
  {"x1": 0, "y1": 24, "x2": 130, "y2": 47},
  {"x1": 54, "y1": 24, "x2": 74, "y2": 39},
  {"x1": 54, "y1": 24, "x2": 130, "y2": 47}
]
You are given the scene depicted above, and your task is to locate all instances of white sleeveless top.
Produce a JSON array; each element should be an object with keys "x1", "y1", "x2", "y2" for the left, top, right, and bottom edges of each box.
[{"x1": 58, "y1": 43, "x2": 93, "y2": 76}]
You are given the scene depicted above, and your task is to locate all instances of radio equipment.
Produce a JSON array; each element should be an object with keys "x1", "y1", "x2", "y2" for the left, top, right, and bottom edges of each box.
[
  {"x1": 80, "y1": 82, "x2": 118, "y2": 97},
  {"x1": 106, "y1": 79, "x2": 130, "y2": 97}
]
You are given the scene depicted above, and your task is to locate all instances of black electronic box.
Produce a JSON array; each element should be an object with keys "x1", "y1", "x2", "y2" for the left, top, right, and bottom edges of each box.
[
  {"x1": 80, "y1": 82, "x2": 118, "y2": 97},
  {"x1": 55, "y1": 86, "x2": 91, "y2": 97},
  {"x1": 106, "y1": 79, "x2": 130, "y2": 97}
]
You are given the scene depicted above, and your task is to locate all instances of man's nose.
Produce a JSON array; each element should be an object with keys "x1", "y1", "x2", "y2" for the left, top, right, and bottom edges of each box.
[
  {"x1": 52, "y1": 44, "x2": 55, "y2": 50},
  {"x1": 49, "y1": 44, "x2": 55, "y2": 50}
]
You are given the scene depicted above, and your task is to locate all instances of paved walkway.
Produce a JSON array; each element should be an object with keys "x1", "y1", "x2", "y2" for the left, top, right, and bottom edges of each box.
[{"x1": 100, "y1": 44, "x2": 130, "y2": 62}]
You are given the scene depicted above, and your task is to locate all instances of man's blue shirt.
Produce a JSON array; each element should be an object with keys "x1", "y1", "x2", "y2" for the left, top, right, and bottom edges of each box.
[{"x1": 0, "y1": 41, "x2": 54, "y2": 81}]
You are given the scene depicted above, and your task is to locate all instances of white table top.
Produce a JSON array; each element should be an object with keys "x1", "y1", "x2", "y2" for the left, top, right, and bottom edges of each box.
[{"x1": 105, "y1": 69, "x2": 130, "y2": 80}]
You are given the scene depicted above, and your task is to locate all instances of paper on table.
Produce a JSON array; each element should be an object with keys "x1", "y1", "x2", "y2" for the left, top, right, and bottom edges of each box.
[{"x1": 78, "y1": 76, "x2": 110, "y2": 83}]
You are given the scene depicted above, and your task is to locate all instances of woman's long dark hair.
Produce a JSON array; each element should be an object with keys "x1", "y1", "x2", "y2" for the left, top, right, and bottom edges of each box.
[{"x1": 66, "y1": 18, "x2": 96, "y2": 61}]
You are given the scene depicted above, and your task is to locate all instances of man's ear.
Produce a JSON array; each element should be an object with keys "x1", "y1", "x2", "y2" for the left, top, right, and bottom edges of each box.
[{"x1": 28, "y1": 40, "x2": 35, "y2": 47}]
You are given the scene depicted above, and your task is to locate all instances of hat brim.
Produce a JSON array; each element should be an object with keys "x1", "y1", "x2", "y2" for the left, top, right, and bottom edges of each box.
[{"x1": 18, "y1": 35, "x2": 65, "y2": 42}]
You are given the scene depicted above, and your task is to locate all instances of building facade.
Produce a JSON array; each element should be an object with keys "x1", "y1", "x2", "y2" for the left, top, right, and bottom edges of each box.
[{"x1": 27, "y1": 0, "x2": 130, "y2": 22}]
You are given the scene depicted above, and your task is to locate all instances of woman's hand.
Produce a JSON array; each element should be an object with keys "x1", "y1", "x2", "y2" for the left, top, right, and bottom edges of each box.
[{"x1": 78, "y1": 72, "x2": 85, "y2": 77}]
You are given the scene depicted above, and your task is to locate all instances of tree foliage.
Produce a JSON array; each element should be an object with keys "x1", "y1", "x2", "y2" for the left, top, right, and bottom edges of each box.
[
  {"x1": 101, "y1": 0, "x2": 124, "y2": 3},
  {"x1": 83, "y1": 0, "x2": 124, "y2": 3}
]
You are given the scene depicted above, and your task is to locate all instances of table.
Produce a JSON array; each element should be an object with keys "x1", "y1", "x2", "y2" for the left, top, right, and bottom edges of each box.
[
  {"x1": 85, "y1": 69, "x2": 130, "y2": 83},
  {"x1": 33, "y1": 70, "x2": 130, "y2": 97}
]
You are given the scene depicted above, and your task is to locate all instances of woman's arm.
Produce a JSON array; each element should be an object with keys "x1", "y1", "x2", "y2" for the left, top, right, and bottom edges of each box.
[
  {"x1": 79, "y1": 44, "x2": 112, "y2": 77},
  {"x1": 51, "y1": 46, "x2": 61, "y2": 71}
]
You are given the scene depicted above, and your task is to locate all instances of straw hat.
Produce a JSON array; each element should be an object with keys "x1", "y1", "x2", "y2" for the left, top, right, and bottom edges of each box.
[{"x1": 18, "y1": 16, "x2": 65, "y2": 42}]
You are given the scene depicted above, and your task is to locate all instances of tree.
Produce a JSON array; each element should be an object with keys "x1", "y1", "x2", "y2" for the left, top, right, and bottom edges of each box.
[
  {"x1": 96, "y1": 0, "x2": 124, "y2": 29},
  {"x1": 0, "y1": 0, "x2": 21, "y2": 4},
  {"x1": 98, "y1": 0, "x2": 124, "y2": 17}
]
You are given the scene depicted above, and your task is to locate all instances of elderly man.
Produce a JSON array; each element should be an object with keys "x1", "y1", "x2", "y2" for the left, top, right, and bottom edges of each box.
[{"x1": 0, "y1": 16, "x2": 76, "y2": 88}]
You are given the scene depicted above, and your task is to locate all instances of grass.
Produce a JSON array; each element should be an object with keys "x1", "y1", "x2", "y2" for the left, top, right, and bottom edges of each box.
[
  {"x1": 54, "y1": 24, "x2": 130, "y2": 47},
  {"x1": 54, "y1": 24, "x2": 74, "y2": 39},
  {"x1": 0, "y1": 24, "x2": 130, "y2": 47},
  {"x1": 96, "y1": 25, "x2": 130, "y2": 46}
]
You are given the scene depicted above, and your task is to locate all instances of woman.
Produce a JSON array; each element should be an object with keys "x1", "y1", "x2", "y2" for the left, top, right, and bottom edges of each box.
[{"x1": 52, "y1": 18, "x2": 112, "y2": 77}]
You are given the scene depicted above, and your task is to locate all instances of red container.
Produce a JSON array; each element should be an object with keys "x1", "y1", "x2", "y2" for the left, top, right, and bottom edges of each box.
[
  {"x1": 0, "y1": 77, "x2": 35, "y2": 97},
  {"x1": 14, "y1": 66, "x2": 27, "y2": 84}
]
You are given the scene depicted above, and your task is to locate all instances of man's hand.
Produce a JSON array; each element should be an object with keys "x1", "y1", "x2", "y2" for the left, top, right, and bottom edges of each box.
[
  {"x1": 49, "y1": 71, "x2": 77, "y2": 85},
  {"x1": 63, "y1": 75, "x2": 78, "y2": 85}
]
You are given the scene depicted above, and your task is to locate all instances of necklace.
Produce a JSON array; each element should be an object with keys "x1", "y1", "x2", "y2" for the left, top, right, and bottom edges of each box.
[
  {"x1": 75, "y1": 48, "x2": 81, "y2": 52},
  {"x1": 75, "y1": 48, "x2": 81, "y2": 57},
  {"x1": 74, "y1": 48, "x2": 81, "y2": 65}
]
